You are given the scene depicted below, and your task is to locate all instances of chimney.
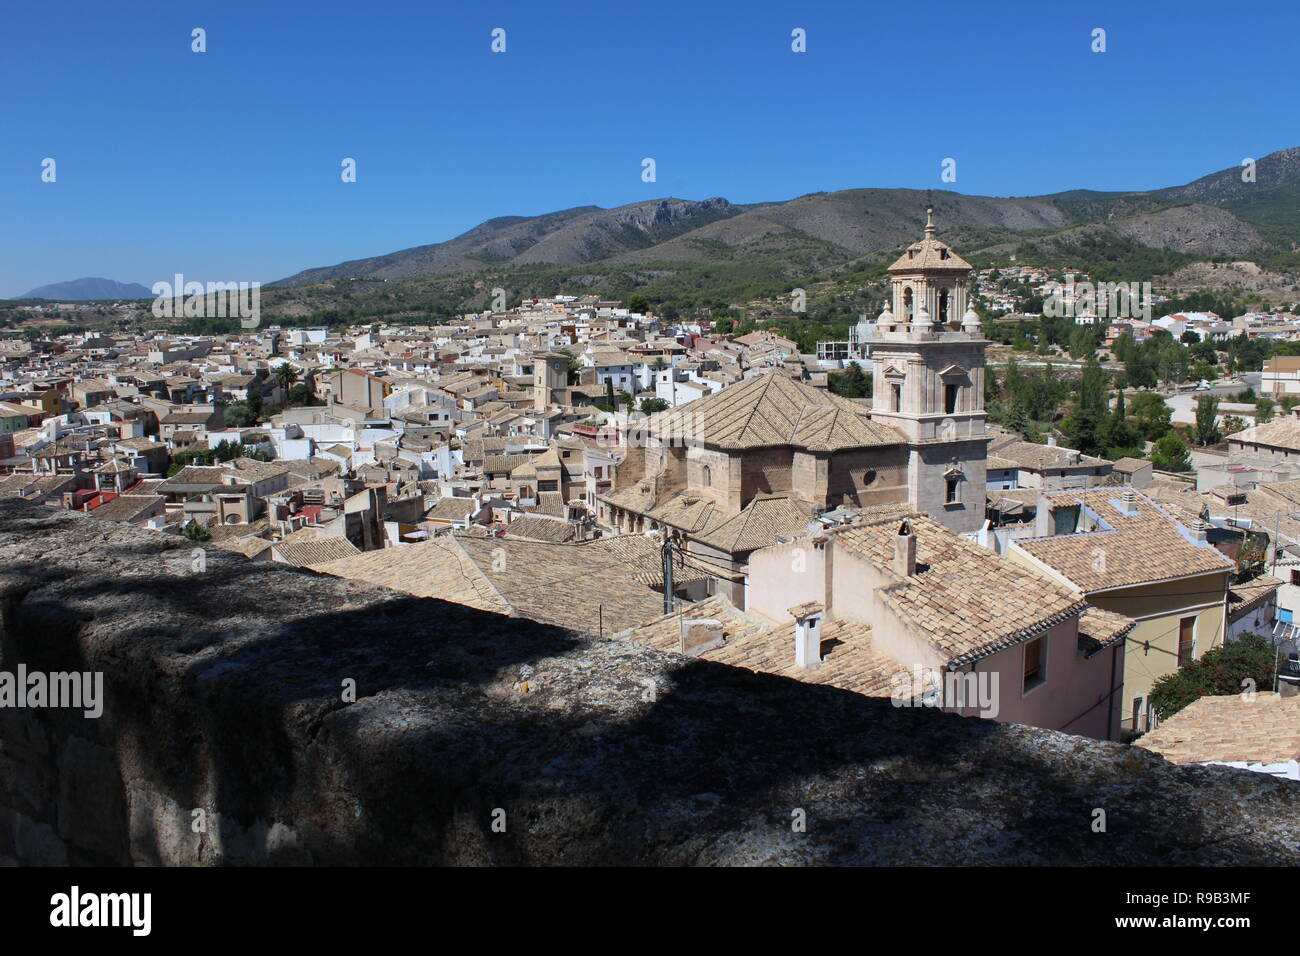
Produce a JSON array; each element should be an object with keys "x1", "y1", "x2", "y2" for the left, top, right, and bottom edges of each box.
[
  {"x1": 893, "y1": 519, "x2": 917, "y2": 577},
  {"x1": 1046, "y1": 435, "x2": 1057, "y2": 447},
  {"x1": 789, "y1": 602, "x2": 825, "y2": 669},
  {"x1": 1122, "y1": 489, "x2": 1136, "y2": 514}
]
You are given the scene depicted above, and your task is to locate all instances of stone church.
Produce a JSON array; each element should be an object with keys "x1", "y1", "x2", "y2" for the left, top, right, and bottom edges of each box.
[{"x1": 599, "y1": 210, "x2": 989, "y2": 604}]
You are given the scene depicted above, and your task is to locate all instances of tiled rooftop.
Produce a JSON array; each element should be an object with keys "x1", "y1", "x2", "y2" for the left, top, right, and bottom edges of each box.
[
  {"x1": 830, "y1": 516, "x2": 1090, "y2": 666},
  {"x1": 1136, "y1": 693, "x2": 1300, "y2": 766},
  {"x1": 1013, "y1": 488, "x2": 1233, "y2": 593}
]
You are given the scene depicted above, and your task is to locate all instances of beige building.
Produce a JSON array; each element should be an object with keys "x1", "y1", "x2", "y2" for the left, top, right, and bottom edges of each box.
[
  {"x1": 599, "y1": 212, "x2": 992, "y2": 606},
  {"x1": 1008, "y1": 488, "x2": 1234, "y2": 739}
]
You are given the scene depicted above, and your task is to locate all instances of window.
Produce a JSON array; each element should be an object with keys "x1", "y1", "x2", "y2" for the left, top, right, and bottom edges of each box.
[
  {"x1": 701, "y1": 464, "x2": 711, "y2": 486},
  {"x1": 1177, "y1": 616, "x2": 1195, "y2": 666},
  {"x1": 1023, "y1": 636, "x2": 1046, "y2": 691},
  {"x1": 891, "y1": 383, "x2": 902, "y2": 412},
  {"x1": 944, "y1": 383, "x2": 959, "y2": 414},
  {"x1": 1131, "y1": 696, "x2": 1143, "y2": 732},
  {"x1": 1291, "y1": 570, "x2": 1300, "y2": 587},
  {"x1": 945, "y1": 476, "x2": 959, "y2": 504},
  {"x1": 1052, "y1": 505, "x2": 1080, "y2": 535}
]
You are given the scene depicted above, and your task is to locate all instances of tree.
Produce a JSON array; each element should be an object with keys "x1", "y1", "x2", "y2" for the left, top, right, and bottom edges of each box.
[
  {"x1": 1061, "y1": 356, "x2": 1108, "y2": 455},
  {"x1": 1150, "y1": 433, "x2": 1191, "y2": 472},
  {"x1": 1149, "y1": 634, "x2": 1277, "y2": 721},
  {"x1": 626, "y1": 294, "x2": 650, "y2": 315},
  {"x1": 828, "y1": 363, "x2": 871, "y2": 398},
  {"x1": 182, "y1": 521, "x2": 211, "y2": 542},
  {"x1": 1255, "y1": 395, "x2": 1276, "y2": 424},
  {"x1": 639, "y1": 397, "x2": 669, "y2": 414},
  {"x1": 599, "y1": 379, "x2": 616, "y2": 412},
  {"x1": 1220, "y1": 414, "x2": 1248, "y2": 437},
  {"x1": 273, "y1": 363, "x2": 299, "y2": 391},
  {"x1": 1102, "y1": 390, "x2": 1141, "y2": 458},
  {"x1": 287, "y1": 382, "x2": 314, "y2": 406},
  {"x1": 1193, "y1": 393, "x2": 1221, "y2": 446},
  {"x1": 1130, "y1": 391, "x2": 1172, "y2": 440},
  {"x1": 1004, "y1": 400, "x2": 1031, "y2": 438}
]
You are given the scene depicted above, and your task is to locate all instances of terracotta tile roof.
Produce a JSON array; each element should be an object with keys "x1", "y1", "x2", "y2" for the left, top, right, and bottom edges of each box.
[
  {"x1": 690, "y1": 493, "x2": 812, "y2": 553},
  {"x1": 1227, "y1": 415, "x2": 1300, "y2": 452},
  {"x1": 85, "y1": 494, "x2": 163, "y2": 523},
  {"x1": 272, "y1": 534, "x2": 360, "y2": 567},
  {"x1": 887, "y1": 231, "x2": 972, "y2": 273},
  {"x1": 1013, "y1": 488, "x2": 1233, "y2": 593},
  {"x1": 616, "y1": 595, "x2": 907, "y2": 698},
  {"x1": 426, "y1": 496, "x2": 479, "y2": 520},
  {"x1": 501, "y1": 515, "x2": 576, "y2": 543},
  {"x1": 641, "y1": 371, "x2": 902, "y2": 451},
  {"x1": 309, "y1": 534, "x2": 672, "y2": 635},
  {"x1": 987, "y1": 434, "x2": 1108, "y2": 472},
  {"x1": 1135, "y1": 693, "x2": 1300, "y2": 766},
  {"x1": 827, "y1": 516, "x2": 1088, "y2": 665},
  {"x1": 1077, "y1": 606, "x2": 1137, "y2": 656},
  {"x1": 1227, "y1": 575, "x2": 1282, "y2": 617}
]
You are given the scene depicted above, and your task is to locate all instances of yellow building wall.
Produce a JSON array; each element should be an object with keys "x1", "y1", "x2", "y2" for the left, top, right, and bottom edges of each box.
[{"x1": 1086, "y1": 575, "x2": 1228, "y2": 732}]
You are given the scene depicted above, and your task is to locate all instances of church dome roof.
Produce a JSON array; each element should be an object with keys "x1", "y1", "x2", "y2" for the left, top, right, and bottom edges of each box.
[{"x1": 888, "y1": 208, "x2": 972, "y2": 273}]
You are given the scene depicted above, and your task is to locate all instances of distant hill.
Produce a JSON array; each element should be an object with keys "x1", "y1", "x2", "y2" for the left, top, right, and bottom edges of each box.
[
  {"x1": 271, "y1": 148, "x2": 1300, "y2": 291},
  {"x1": 22, "y1": 278, "x2": 152, "y2": 301}
]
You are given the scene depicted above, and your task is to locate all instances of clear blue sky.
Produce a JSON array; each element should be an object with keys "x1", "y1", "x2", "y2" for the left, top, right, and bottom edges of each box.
[{"x1": 1, "y1": 0, "x2": 1294, "y2": 297}]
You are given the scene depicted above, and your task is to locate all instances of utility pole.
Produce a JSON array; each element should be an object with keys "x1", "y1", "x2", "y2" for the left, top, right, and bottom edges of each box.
[{"x1": 662, "y1": 533, "x2": 674, "y2": 614}]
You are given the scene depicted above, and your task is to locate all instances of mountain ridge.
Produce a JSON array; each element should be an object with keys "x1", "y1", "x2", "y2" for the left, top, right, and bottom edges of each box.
[
  {"x1": 270, "y1": 148, "x2": 1300, "y2": 289},
  {"x1": 21, "y1": 277, "x2": 152, "y2": 301}
]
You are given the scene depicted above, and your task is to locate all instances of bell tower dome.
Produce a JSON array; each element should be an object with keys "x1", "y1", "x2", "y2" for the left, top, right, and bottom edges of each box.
[{"x1": 888, "y1": 206, "x2": 973, "y2": 332}]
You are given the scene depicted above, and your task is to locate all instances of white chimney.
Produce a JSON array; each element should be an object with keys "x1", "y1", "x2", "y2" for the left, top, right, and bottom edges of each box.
[
  {"x1": 893, "y1": 519, "x2": 917, "y2": 577},
  {"x1": 789, "y1": 601, "x2": 825, "y2": 669}
]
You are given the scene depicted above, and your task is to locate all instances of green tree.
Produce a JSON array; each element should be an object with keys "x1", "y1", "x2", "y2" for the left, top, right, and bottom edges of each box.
[
  {"x1": 1130, "y1": 391, "x2": 1172, "y2": 440},
  {"x1": 1102, "y1": 390, "x2": 1141, "y2": 458},
  {"x1": 1150, "y1": 433, "x2": 1191, "y2": 472},
  {"x1": 1061, "y1": 356, "x2": 1108, "y2": 455},
  {"x1": 639, "y1": 397, "x2": 669, "y2": 414},
  {"x1": 1220, "y1": 414, "x2": 1248, "y2": 437},
  {"x1": 1149, "y1": 634, "x2": 1277, "y2": 721},
  {"x1": 1193, "y1": 394, "x2": 1221, "y2": 446},
  {"x1": 626, "y1": 294, "x2": 650, "y2": 314},
  {"x1": 287, "y1": 382, "x2": 314, "y2": 406},
  {"x1": 182, "y1": 521, "x2": 211, "y2": 542},
  {"x1": 828, "y1": 363, "x2": 871, "y2": 398},
  {"x1": 1255, "y1": 395, "x2": 1276, "y2": 424},
  {"x1": 1004, "y1": 400, "x2": 1031, "y2": 438},
  {"x1": 273, "y1": 363, "x2": 299, "y2": 391}
]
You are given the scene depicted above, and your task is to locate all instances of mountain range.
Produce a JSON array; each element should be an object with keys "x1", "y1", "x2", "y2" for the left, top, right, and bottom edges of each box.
[
  {"x1": 21, "y1": 278, "x2": 152, "y2": 301},
  {"x1": 271, "y1": 148, "x2": 1300, "y2": 290}
]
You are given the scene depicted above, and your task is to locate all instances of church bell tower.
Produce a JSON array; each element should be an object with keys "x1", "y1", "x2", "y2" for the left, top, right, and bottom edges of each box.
[{"x1": 865, "y1": 207, "x2": 989, "y2": 534}]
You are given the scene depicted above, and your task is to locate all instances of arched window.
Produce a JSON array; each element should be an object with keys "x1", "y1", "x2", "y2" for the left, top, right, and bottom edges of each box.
[
  {"x1": 903, "y1": 287, "x2": 914, "y2": 321},
  {"x1": 701, "y1": 464, "x2": 711, "y2": 486},
  {"x1": 938, "y1": 289, "x2": 949, "y2": 323}
]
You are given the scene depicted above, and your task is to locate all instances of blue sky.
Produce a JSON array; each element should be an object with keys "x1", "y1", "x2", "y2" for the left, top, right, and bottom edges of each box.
[{"x1": 1, "y1": 0, "x2": 1294, "y2": 297}]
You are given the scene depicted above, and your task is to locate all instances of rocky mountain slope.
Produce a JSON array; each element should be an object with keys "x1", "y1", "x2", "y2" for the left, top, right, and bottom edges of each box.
[{"x1": 272, "y1": 148, "x2": 1300, "y2": 290}]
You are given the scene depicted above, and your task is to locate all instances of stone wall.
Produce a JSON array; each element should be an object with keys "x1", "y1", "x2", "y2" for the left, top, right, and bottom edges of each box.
[{"x1": 0, "y1": 500, "x2": 1297, "y2": 865}]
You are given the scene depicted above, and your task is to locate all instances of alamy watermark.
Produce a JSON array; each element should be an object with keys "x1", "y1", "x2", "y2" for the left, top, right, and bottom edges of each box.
[
  {"x1": 890, "y1": 664, "x2": 1000, "y2": 719},
  {"x1": 151, "y1": 273, "x2": 261, "y2": 328},
  {"x1": 1042, "y1": 274, "x2": 1152, "y2": 321},
  {"x1": 0, "y1": 664, "x2": 103, "y2": 718}
]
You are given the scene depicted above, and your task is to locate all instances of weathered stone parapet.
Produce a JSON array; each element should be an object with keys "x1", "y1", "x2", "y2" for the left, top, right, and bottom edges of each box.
[{"x1": 0, "y1": 500, "x2": 1297, "y2": 865}]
